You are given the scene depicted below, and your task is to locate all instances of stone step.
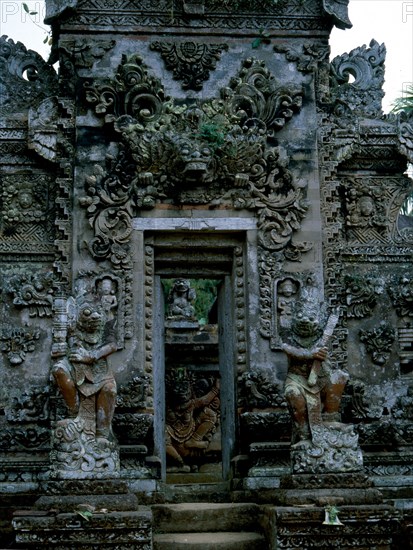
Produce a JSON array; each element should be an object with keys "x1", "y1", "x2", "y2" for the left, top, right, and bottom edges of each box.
[
  {"x1": 152, "y1": 502, "x2": 261, "y2": 533},
  {"x1": 153, "y1": 531, "x2": 266, "y2": 550}
]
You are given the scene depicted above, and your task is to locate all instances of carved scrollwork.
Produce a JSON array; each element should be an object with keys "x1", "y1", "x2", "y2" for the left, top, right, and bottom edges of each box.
[
  {"x1": 150, "y1": 41, "x2": 228, "y2": 90},
  {"x1": 0, "y1": 36, "x2": 58, "y2": 115},
  {"x1": 0, "y1": 425, "x2": 50, "y2": 451},
  {"x1": 330, "y1": 39, "x2": 386, "y2": 117},
  {"x1": 116, "y1": 375, "x2": 149, "y2": 409},
  {"x1": 5, "y1": 386, "x2": 49, "y2": 422},
  {"x1": 0, "y1": 324, "x2": 40, "y2": 366},
  {"x1": 274, "y1": 42, "x2": 330, "y2": 73},
  {"x1": 343, "y1": 274, "x2": 381, "y2": 319},
  {"x1": 6, "y1": 272, "x2": 54, "y2": 317},
  {"x1": 359, "y1": 321, "x2": 395, "y2": 365},
  {"x1": 27, "y1": 97, "x2": 74, "y2": 163},
  {"x1": 398, "y1": 114, "x2": 413, "y2": 164},
  {"x1": 81, "y1": 55, "x2": 306, "y2": 267},
  {"x1": 240, "y1": 368, "x2": 286, "y2": 409},
  {"x1": 347, "y1": 380, "x2": 384, "y2": 421},
  {"x1": 390, "y1": 276, "x2": 413, "y2": 317},
  {"x1": 59, "y1": 39, "x2": 116, "y2": 96}
]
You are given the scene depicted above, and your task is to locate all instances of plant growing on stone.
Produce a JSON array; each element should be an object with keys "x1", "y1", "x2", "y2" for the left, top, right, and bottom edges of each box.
[{"x1": 22, "y1": 3, "x2": 52, "y2": 45}]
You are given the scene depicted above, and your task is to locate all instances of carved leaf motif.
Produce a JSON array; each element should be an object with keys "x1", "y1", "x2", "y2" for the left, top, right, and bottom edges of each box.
[
  {"x1": 330, "y1": 39, "x2": 386, "y2": 117},
  {"x1": 344, "y1": 275, "x2": 379, "y2": 319},
  {"x1": 151, "y1": 41, "x2": 228, "y2": 91},
  {"x1": 389, "y1": 277, "x2": 413, "y2": 317},
  {"x1": 81, "y1": 56, "x2": 306, "y2": 267},
  {"x1": 0, "y1": 36, "x2": 58, "y2": 115},
  {"x1": 6, "y1": 272, "x2": 54, "y2": 317},
  {"x1": 0, "y1": 325, "x2": 40, "y2": 366},
  {"x1": 359, "y1": 322, "x2": 395, "y2": 365}
]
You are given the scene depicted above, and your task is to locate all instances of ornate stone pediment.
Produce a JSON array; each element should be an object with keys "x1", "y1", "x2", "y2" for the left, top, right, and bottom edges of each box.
[
  {"x1": 81, "y1": 55, "x2": 307, "y2": 267},
  {"x1": 0, "y1": 36, "x2": 58, "y2": 116},
  {"x1": 330, "y1": 39, "x2": 386, "y2": 118}
]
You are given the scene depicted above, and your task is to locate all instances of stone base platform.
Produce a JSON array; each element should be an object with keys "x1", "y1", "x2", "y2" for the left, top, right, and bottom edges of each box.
[
  {"x1": 279, "y1": 472, "x2": 383, "y2": 506},
  {"x1": 264, "y1": 504, "x2": 400, "y2": 550},
  {"x1": 12, "y1": 479, "x2": 152, "y2": 549}
]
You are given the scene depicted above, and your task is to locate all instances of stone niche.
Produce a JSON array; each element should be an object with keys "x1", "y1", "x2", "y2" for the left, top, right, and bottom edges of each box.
[{"x1": 1, "y1": 0, "x2": 413, "y2": 548}]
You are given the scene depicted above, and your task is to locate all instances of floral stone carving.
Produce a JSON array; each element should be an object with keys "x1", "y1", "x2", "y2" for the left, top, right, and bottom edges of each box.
[
  {"x1": 50, "y1": 276, "x2": 121, "y2": 478},
  {"x1": 390, "y1": 276, "x2": 413, "y2": 317},
  {"x1": 150, "y1": 41, "x2": 228, "y2": 90},
  {"x1": 0, "y1": 36, "x2": 58, "y2": 115},
  {"x1": 344, "y1": 274, "x2": 381, "y2": 319},
  {"x1": 281, "y1": 296, "x2": 363, "y2": 474},
  {"x1": 330, "y1": 39, "x2": 386, "y2": 117},
  {"x1": 81, "y1": 55, "x2": 305, "y2": 268},
  {"x1": 359, "y1": 322, "x2": 395, "y2": 365},
  {"x1": 5, "y1": 386, "x2": 49, "y2": 422},
  {"x1": 6, "y1": 272, "x2": 54, "y2": 318},
  {"x1": 0, "y1": 324, "x2": 40, "y2": 366}
]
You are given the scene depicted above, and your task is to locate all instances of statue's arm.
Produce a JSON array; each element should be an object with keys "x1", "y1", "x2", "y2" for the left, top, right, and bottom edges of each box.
[
  {"x1": 193, "y1": 379, "x2": 220, "y2": 408},
  {"x1": 281, "y1": 342, "x2": 328, "y2": 361}
]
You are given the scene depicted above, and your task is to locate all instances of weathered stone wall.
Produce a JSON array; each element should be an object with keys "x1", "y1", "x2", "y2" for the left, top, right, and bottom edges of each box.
[{"x1": 1, "y1": 1, "x2": 413, "y2": 545}]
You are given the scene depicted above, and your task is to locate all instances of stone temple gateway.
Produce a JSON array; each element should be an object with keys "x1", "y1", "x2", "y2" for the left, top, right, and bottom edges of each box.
[{"x1": 1, "y1": 0, "x2": 413, "y2": 547}]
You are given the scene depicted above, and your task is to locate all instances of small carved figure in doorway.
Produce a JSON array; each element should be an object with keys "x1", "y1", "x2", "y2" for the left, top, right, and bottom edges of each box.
[
  {"x1": 165, "y1": 369, "x2": 220, "y2": 472},
  {"x1": 167, "y1": 279, "x2": 197, "y2": 320}
]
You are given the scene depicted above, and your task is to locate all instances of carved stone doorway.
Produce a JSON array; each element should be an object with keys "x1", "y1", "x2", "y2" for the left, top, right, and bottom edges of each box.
[{"x1": 148, "y1": 230, "x2": 245, "y2": 483}]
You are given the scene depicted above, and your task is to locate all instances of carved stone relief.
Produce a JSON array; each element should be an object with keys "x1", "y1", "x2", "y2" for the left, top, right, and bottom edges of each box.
[
  {"x1": 359, "y1": 322, "x2": 395, "y2": 366},
  {"x1": 5, "y1": 386, "x2": 49, "y2": 422},
  {"x1": 343, "y1": 274, "x2": 381, "y2": 319},
  {"x1": 50, "y1": 273, "x2": 122, "y2": 478},
  {"x1": 5, "y1": 272, "x2": 54, "y2": 318},
  {"x1": 59, "y1": 38, "x2": 116, "y2": 96},
  {"x1": 0, "y1": 36, "x2": 58, "y2": 115},
  {"x1": 0, "y1": 324, "x2": 40, "y2": 367},
  {"x1": 330, "y1": 39, "x2": 386, "y2": 117},
  {"x1": 165, "y1": 368, "x2": 220, "y2": 473},
  {"x1": 81, "y1": 55, "x2": 305, "y2": 269},
  {"x1": 150, "y1": 41, "x2": 228, "y2": 91},
  {"x1": 0, "y1": 173, "x2": 57, "y2": 257},
  {"x1": 240, "y1": 368, "x2": 286, "y2": 410},
  {"x1": 69, "y1": 0, "x2": 342, "y2": 32}
]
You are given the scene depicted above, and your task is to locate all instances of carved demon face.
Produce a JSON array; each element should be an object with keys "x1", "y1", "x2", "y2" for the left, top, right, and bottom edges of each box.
[
  {"x1": 76, "y1": 302, "x2": 104, "y2": 334},
  {"x1": 173, "y1": 278, "x2": 190, "y2": 294},
  {"x1": 176, "y1": 138, "x2": 212, "y2": 184},
  {"x1": 292, "y1": 304, "x2": 321, "y2": 339}
]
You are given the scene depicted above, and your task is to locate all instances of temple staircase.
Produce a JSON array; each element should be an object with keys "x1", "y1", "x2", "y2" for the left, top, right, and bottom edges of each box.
[{"x1": 152, "y1": 502, "x2": 268, "y2": 550}]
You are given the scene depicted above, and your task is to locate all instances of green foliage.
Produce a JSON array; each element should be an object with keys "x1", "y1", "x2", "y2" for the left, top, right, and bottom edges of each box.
[
  {"x1": 391, "y1": 84, "x2": 413, "y2": 115},
  {"x1": 163, "y1": 279, "x2": 220, "y2": 324},
  {"x1": 252, "y1": 29, "x2": 271, "y2": 49},
  {"x1": 22, "y1": 2, "x2": 53, "y2": 45},
  {"x1": 23, "y1": 3, "x2": 38, "y2": 16},
  {"x1": 76, "y1": 510, "x2": 93, "y2": 521},
  {"x1": 198, "y1": 123, "x2": 226, "y2": 150}
]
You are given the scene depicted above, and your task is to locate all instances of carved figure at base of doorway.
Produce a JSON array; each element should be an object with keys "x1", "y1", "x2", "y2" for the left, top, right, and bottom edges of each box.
[
  {"x1": 167, "y1": 279, "x2": 197, "y2": 321},
  {"x1": 165, "y1": 370, "x2": 220, "y2": 472},
  {"x1": 282, "y1": 299, "x2": 363, "y2": 474},
  {"x1": 50, "y1": 289, "x2": 120, "y2": 478}
]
